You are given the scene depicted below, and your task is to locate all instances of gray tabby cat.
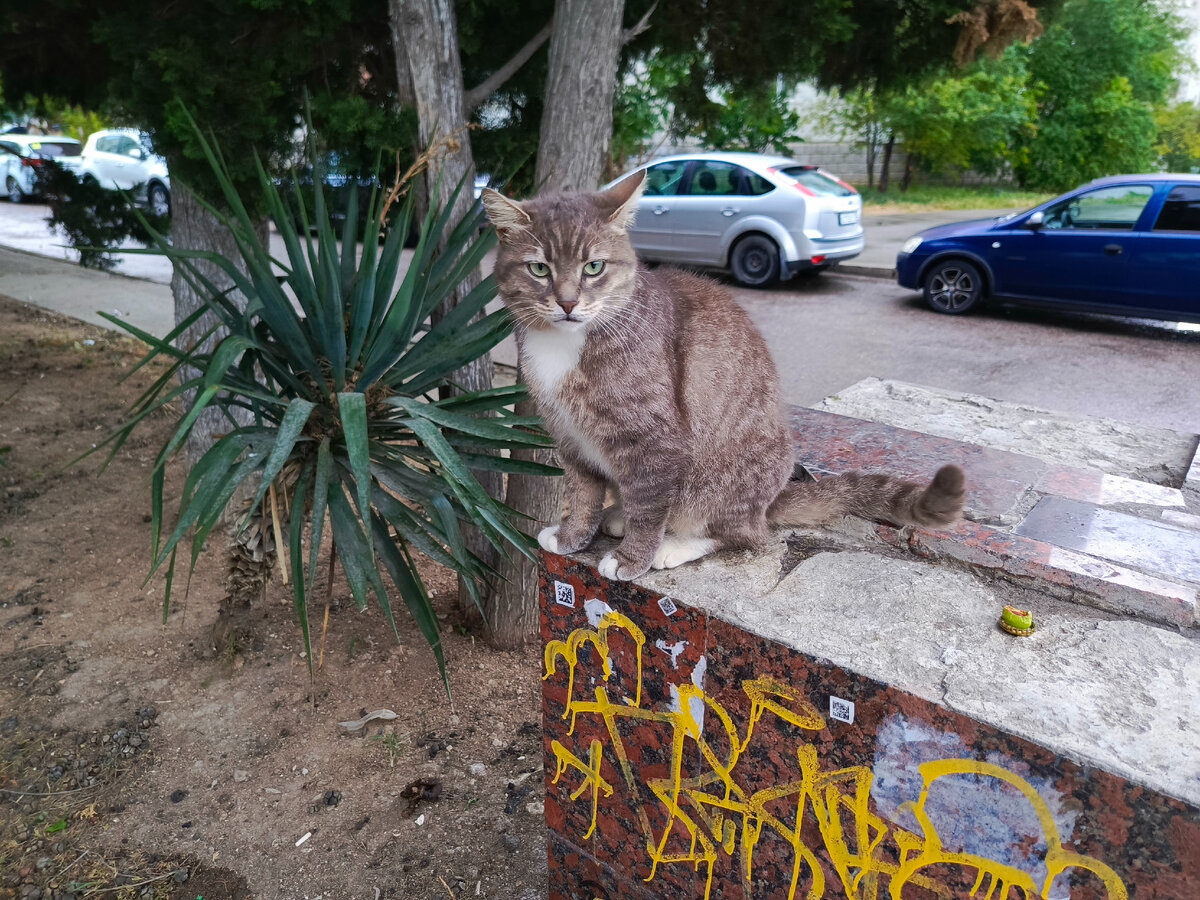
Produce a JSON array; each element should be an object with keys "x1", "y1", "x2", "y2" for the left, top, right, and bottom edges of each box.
[{"x1": 480, "y1": 171, "x2": 965, "y2": 582}]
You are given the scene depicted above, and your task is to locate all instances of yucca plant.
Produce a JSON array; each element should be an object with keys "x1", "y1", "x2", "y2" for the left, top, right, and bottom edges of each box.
[{"x1": 92, "y1": 125, "x2": 556, "y2": 691}]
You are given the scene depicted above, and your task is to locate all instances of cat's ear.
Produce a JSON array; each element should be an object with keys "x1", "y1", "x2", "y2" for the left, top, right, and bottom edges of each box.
[
  {"x1": 600, "y1": 170, "x2": 646, "y2": 230},
  {"x1": 480, "y1": 188, "x2": 532, "y2": 235}
]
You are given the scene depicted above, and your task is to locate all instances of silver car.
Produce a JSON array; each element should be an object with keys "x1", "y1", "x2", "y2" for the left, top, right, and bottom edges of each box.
[
  {"x1": 611, "y1": 152, "x2": 864, "y2": 287},
  {"x1": 0, "y1": 134, "x2": 82, "y2": 203}
]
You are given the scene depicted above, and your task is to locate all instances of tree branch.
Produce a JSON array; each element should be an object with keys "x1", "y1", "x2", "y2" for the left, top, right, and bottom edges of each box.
[
  {"x1": 464, "y1": 23, "x2": 552, "y2": 114},
  {"x1": 622, "y1": 2, "x2": 657, "y2": 45}
]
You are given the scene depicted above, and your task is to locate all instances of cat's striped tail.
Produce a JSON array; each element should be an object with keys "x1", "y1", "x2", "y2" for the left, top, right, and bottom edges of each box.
[{"x1": 766, "y1": 465, "x2": 965, "y2": 529}]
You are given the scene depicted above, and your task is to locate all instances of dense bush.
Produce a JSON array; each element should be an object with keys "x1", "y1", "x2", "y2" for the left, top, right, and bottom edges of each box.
[{"x1": 39, "y1": 163, "x2": 167, "y2": 271}]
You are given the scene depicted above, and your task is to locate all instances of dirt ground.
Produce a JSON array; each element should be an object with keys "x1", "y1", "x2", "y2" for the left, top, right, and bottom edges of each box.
[{"x1": 0, "y1": 295, "x2": 549, "y2": 900}]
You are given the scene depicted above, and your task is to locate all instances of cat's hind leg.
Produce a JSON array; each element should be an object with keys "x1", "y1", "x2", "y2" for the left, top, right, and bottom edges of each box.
[{"x1": 650, "y1": 535, "x2": 717, "y2": 570}]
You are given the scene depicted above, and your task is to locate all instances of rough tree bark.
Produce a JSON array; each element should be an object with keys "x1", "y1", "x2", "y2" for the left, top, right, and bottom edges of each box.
[
  {"x1": 534, "y1": 0, "x2": 626, "y2": 194},
  {"x1": 487, "y1": 0, "x2": 629, "y2": 649},
  {"x1": 390, "y1": 0, "x2": 501, "y2": 628},
  {"x1": 878, "y1": 133, "x2": 896, "y2": 193},
  {"x1": 170, "y1": 181, "x2": 266, "y2": 465}
]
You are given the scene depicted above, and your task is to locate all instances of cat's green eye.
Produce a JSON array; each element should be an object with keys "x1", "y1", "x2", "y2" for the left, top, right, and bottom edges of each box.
[
  {"x1": 583, "y1": 260, "x2": 605, "y2": 276},
  {"x1": 528, "y1": 262, "x2": 550, "y2": 278}
]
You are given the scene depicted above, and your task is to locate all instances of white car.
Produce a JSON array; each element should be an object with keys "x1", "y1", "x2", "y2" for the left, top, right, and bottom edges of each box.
[
  {"x1": 608, "y1": 151, "x2": 864, "y2": 287},
  {"x1": 0, "y1": 134, "x2": 82, "y2": 203},
  {"x1": 72, "y1": 129, "x2": 171, "y2": 217}
]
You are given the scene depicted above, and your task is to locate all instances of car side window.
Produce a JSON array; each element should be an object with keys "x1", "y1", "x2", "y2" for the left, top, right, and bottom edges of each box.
[
  {"x1": 1152, "y1": 186, "x2": 1200, "y2": 233},
  {"x1": 95, "y1": 136, "x2": 119, "y2": 154},
  {"x1": 744, "y1": 170, "x2": 776, "y2": 196},
  {"x1": 686, "y1": 161, "x2": 740, "y2": 196},
  {"x1": 642, "y1": 162, "x2": 687, "y2": 197},
  {"x1": 115, "y1": 136, "x2": 140, "y2": 155},
  {"x1": 1042, "y1": 185, "x2": 1153, "y2": 231}
]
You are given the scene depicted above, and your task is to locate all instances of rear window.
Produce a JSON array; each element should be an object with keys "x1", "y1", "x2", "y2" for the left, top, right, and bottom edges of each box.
[
  {"x1": 29, "y1": 141, "x2": 81, "y2": 158},
  {"x1": 777, "y1": 166, "x2": 856, "y2": 197},
  {"x1": 1153, "y1": 186, "x2": 1200, "y2": 232}
]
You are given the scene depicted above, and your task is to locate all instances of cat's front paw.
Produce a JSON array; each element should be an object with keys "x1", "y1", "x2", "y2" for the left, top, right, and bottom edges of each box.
[
  {"x1": 598, "y1": 551, "x2": 650, "y2": 582},
  {"x1": 538, "y1": 525, "x2": 561, "y2": 554}
]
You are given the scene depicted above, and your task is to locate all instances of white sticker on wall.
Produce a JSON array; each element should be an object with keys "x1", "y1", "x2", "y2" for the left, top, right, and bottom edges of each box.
[
  {"x1": 657, "y1": 596, "x2": 678, "y2": 617},
  {"x1": 553, "y1": 580, "x2": 576, "y2": 608},
  {"x1": 829, "y1": 696, "x2": 855, "y2": 724}
]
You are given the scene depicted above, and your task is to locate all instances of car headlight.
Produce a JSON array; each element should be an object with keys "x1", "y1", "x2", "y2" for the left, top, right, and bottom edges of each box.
[{"x1": 901, "y1": 236, "x2": 923, "y2": 254}]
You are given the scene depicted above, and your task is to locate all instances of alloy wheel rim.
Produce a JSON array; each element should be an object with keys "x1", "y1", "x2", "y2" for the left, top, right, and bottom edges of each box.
[{"x1": 930, "y1": 268, "x2": 976, "y2": 310}]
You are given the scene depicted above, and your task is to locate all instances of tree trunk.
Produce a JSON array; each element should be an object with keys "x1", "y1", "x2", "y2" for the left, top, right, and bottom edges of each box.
[
  {"x1": 533, "y1": 0, "x2": 626, "y2": 193},
  {"x1": 389, "y1": 0, "x2": 501, "y2": 624},
  {"x1": 486, "y1": 0, "x2": 627, "y2": 648},
  {"x1": 900, "y1": 152, "x2": 915, "y2": 193},
  {"x1": 878, "y1": 133, "x2": 896, "y2": 193},
  {"x1": 170, "y1": 180, "x2": 265, "y2": 465}
]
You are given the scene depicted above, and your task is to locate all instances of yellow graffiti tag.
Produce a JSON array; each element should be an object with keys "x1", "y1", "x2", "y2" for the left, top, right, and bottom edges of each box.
[{"x1": 544, "y1": 612, "x2": 1127, "y2": 900}]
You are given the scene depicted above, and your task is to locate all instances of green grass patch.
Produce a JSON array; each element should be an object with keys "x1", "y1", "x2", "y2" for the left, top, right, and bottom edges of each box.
[{"x1": 857, "y1": 184, "x2": 1055, "y2": 213}]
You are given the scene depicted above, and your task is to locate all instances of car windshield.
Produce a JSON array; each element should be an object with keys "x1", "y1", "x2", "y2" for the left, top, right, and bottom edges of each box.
[
  {"x1": 30, "y1": 141, "x2": 81, "y2": 158},
  {"x1": 777, "y1": 166, "x2": 855, "y2": 197}
]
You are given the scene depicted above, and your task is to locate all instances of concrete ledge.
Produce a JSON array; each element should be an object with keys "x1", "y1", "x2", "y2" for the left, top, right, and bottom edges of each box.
[{"x1": 540, "y1": 544, "x2": 1200, "y2": 900}]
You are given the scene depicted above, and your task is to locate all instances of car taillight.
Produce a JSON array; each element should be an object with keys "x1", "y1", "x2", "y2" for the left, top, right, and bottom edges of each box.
[
  {"x1": 21, "y1": 158, "x2": 44, "y2": 168},
  {"x1": 811, "y1": 255, "x2": 826, "y2": 265}
]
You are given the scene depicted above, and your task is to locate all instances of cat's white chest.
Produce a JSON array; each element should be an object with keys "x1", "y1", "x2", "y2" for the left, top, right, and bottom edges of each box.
[
  {"x1": 521, "y1": 327, "x2": 612, "y2": 476},
  {"x1": 522, "y1": 327, "x2": 585, "y2": 393}
]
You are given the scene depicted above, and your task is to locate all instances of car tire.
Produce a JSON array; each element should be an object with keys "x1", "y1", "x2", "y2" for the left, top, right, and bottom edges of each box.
[
  {"x1": 6, "y1": 177, "x2": 24, "y2": 204},
  {"x1": 730, "y1": 234, "x2": 780, "y2": 288},
  {"x1": 148, "y1": 182, "x2": 171, "y2": 218},
  {"x1": 923, "y1": 258, "x2": 985, "y2": 315}
]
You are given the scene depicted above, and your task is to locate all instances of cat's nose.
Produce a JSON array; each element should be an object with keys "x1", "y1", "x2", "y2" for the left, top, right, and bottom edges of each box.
[{"x1": 557, "y1": 300, "x2": 579, "y2": 315}]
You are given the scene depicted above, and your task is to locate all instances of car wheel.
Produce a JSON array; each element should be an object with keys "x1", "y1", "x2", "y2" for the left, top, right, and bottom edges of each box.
[
  {"x1": 924, "y1": 259, "x2": 984, "y2": 315},
  {"x1": 730, "y1": 234, "x2": 780, "y2": 287},
  {"x1": 6, "y1": 177, "x2": 24, "y2": 204},
  {"x1": 148, "y1": 183, "x2": 171, "y2": 218}
]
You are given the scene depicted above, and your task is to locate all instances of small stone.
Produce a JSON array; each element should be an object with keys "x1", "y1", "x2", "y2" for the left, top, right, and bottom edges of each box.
[
  {"x1": 233, "y1": 770, "x2": 250, "y2": 783},
  {"x1": 323, "y1": 790, "x2": 341, "y2": 807},
  {"x1": 468, "y1": 763, "x2": 486, "y2": 778},
  {"x1": 525, "y1": 801, "x2": 545, "y2": 816},
  {"x1": 502, "y1": 833, "x2": 520, "y2": 853},
  {"x1": 172, "y1": 868, "x2": 189, "y2": 884},
  {"x1": 129, "y1": 736, "x2": 142, "y2": 748}
]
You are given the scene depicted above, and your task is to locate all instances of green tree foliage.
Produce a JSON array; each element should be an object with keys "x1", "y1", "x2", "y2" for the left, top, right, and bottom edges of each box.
[
  {"x1": 1015, "y1": 0, "x2": 1185, "y2": 189},
  {"x1": 612, "y1": 50, "x2": 801, "y2": 160},
  {"x1": 1156, "y1": 101, "x2": 1200, "y2": 172},
  {"x1": 882, "y1": 52, "x2": 1037, "y2": 177}
]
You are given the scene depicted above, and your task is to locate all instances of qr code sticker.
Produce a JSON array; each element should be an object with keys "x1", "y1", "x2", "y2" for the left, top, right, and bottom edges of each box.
[
  {"x1": 657, "y1": 597, "x2": 678, "y2": 617},
  {"x1": 553, "y1": 581, "x2": 576, "y2": 608},
  {"x1": 829, "y1": 696, "x2": 855, "y2": 724}
]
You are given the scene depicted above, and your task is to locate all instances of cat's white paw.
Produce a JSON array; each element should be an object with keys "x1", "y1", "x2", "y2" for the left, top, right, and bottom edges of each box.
[
  {"x1": 599, "y1": 506, "x2": 626, "y2": 538},
  {"x1": 597, "y1": 552, "x2": 621, "y2": 580},
  {"x1": 651, "y1": 536, "x2": 716, "y2": 570},
  {"x1": 538, "y1": 525, "x2": 561, "y2": 554}
]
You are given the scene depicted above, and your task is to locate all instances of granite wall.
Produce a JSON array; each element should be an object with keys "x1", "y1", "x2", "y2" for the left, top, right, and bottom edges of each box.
[{"x1": 539, "y1": 553, "x2": 1200, "y2": 900}]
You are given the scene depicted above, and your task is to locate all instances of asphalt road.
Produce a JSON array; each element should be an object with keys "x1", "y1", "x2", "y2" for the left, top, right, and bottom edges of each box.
[
  {"x1": 728, "y1": 272, "x2": 1200, "y2": 435},
  {"x1": 2, "y1": 197, "x2": 1198, "y2": 435}
]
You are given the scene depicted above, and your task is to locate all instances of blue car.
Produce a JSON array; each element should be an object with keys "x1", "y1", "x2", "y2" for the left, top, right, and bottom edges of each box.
[{"x1": 896, "y1": 174, "x2": 1200, "y2": 324}]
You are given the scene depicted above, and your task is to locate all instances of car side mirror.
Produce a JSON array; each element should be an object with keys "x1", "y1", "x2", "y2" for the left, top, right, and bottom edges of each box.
[
  {"x1": 1025, "y1": 211, "x2": 1044, "y2": 230},
  {"x1": 127, "y1": 147, "x2": 145, "y2": 159}
]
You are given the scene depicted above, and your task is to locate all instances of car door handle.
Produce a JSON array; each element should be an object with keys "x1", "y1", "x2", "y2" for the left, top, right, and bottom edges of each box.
[
  {"x1": 653, "y1": 205, "x2": 668, "y2": 215},
  {"x1": 721, "y1": 207, "x2": 739, "y2": 217},
  {"x1": 1104, "y1": 244, "x2": 1123, "y2": 256}
]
